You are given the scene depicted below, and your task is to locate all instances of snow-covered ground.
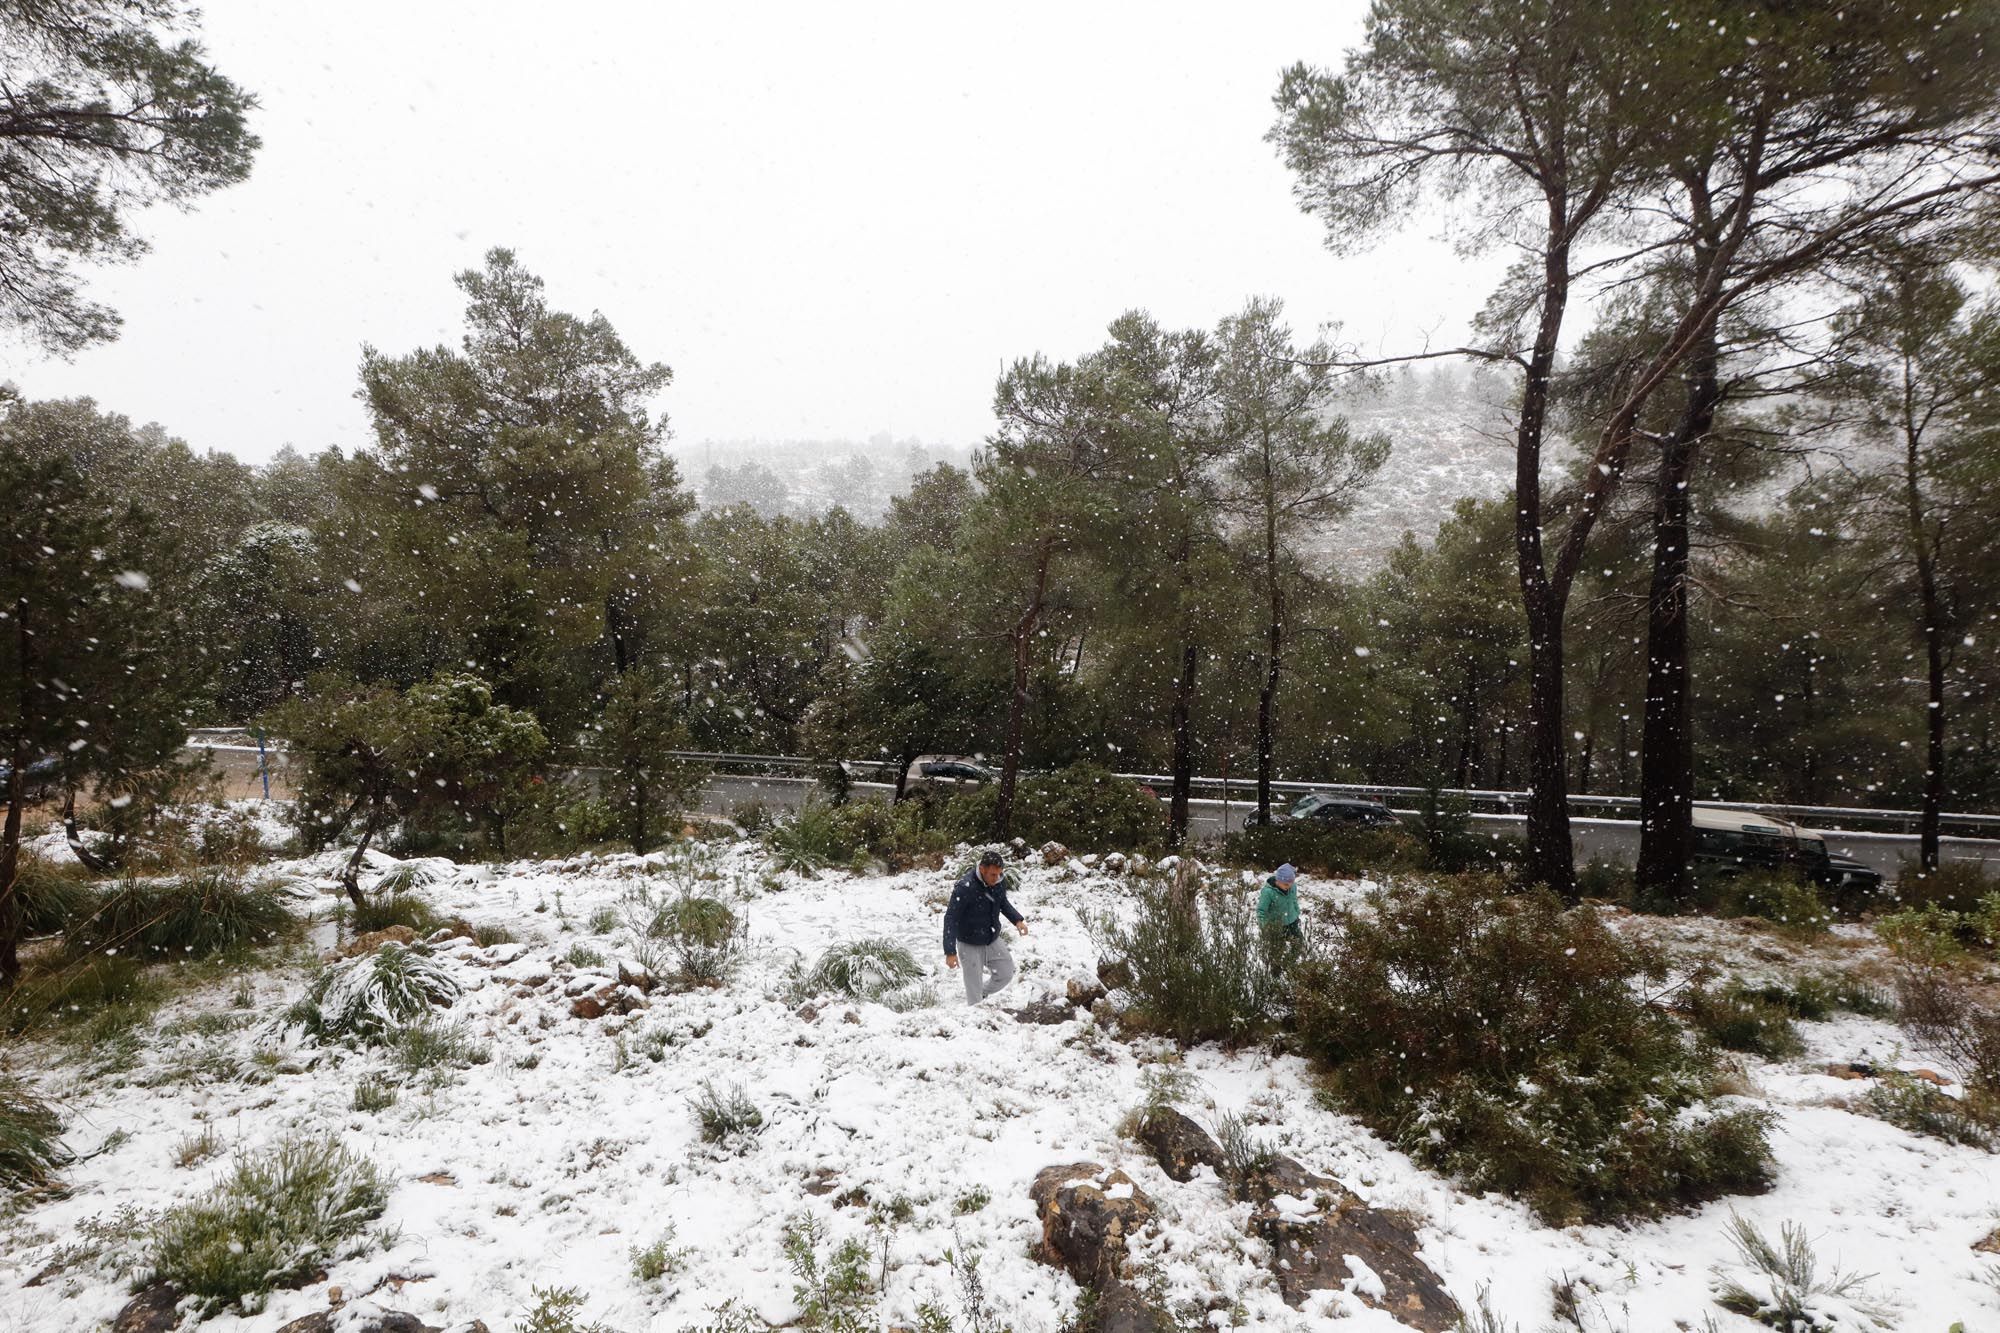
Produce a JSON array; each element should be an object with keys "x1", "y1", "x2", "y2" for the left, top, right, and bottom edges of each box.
[{"x1": 3, "y1": 822, "x2": 1998, "y2": 1332}]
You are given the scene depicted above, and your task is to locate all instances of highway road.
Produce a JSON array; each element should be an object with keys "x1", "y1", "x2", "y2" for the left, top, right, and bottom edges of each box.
[{"x1": 190, "y1": 744, "x2": 1999, "y2": 880}]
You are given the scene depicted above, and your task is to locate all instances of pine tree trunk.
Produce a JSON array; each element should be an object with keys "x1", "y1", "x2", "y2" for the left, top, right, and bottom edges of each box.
[
  {"x1": 1169, "y1": 639, "x2": 1198, "y2": 846},
  {"x1": 997, "y1": 541, "x2": 1053, "y2": 839},
  {"x1": 1255, "y1": 456, "x2": 1282, "y2": 826},
  {"x1": 1635, "y1": 334, "x2": 1719, "y2": 904},
  {"x1": 2, "y1": 602, "x2": 32, "y2": 986}
]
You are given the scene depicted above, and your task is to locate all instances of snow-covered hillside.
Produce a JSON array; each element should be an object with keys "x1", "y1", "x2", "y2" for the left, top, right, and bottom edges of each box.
[{"x1": 3, "y1": 829, "x2": 1996, "y2": 1332}]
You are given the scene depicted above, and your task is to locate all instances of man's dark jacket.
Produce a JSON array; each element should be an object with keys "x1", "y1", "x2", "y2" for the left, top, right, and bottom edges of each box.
[{"x1": 942, "y1": 868, "x2": 1024, "y2": 955}]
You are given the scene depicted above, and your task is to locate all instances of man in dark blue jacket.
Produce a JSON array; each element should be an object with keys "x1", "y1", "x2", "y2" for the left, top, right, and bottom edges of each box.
[{"x1": 943, "y1": 850, "x2": 1029, "y2": 1005}]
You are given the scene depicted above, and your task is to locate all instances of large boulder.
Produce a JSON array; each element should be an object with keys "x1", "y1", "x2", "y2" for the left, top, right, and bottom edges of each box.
[
  {"x1": 1029, "y1": 1163, "x2": 1155, "y2": 1289},
  {"x1": 1134, "y1": 1108, "x2": 1225, "y2": 1183},
  {"x1": 112, "y1": 1285, "x2": 181, "y2": 1333},
  {"x1": 1243, "y1": 1155, "x2": 1459, "y2": 1330},
  {"x1": 274, "y1": 1312, "x2": 488, "y2": 1333}
]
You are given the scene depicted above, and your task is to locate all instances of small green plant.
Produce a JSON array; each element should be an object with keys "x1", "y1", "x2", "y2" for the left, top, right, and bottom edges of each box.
[
  {"x1": 147, "y1": 1134, "x2": 389, "y2": 1314},
  {"x1": 952, "y1": 1185, "x2": 991, "y2": 1215},
  {"x1": 282, "y1": 942, "x2": 461, "y2": 1046},
  {"x1": 472, "y1": 922, "x2": 517, "y2": 947},
  {"x1": 690, "y1": 1079, "x2": 763, "y2": 1146},
  {"x1": 783, "y1": 1214, "x2": 875, "y2": 1331},
  {"x1": 630, "y1": 1223, "x2": 688, "y2": 1282},
  {"x1": 1713, "y1": 1215, "x2": 1877, "y2": 1331},
  {"x1": 587, "y1": 905, "x2": 619, "y2": 934},
  {"x1": 1212, "y1": 1110, "x2": 1275, "y2": 1195},
  {"x1": 515, "y1": 1284, "x2": 612, "y2": 1333},
  {"x1": 1454, "y1": 1284, "x2": 1520, "y2": 1333},
  {"x1": 0, "y1": 1075, "x2": 70, "y2": 1194},
  {"x1": 797, "y1": 938, "x2": 927, "y2": 1007},
  {"x1": 565, "y1": 942, "x2": 607, "y2": 970}
]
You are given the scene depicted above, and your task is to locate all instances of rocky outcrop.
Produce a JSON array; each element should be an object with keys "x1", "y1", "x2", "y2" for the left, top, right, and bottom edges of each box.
[
  {"x1": 1029, "y1": 1163, "x2": 1154, "y2": 1289},
  {"x1": 1242, "y1": 1155, "x2": 1459, "y2": 1330},
  {"x1": 1133, "y1": 1108, "x2": 1225, "y2": 1183},
  {"x1": 112, "y1": 1285, "x2": 181, "y2": 1333}
]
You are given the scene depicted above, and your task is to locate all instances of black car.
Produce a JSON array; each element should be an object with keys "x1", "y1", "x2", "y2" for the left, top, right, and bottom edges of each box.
[
  {"x1": 0, "y1": 754, "x2": 60, "y2": 801},
  {"x1": 1269, "y1": 793, "x2": 1402, "y2": 829}
]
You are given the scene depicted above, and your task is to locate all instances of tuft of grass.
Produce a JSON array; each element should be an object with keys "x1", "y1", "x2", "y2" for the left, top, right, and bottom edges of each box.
[
  {"x1": 15, "y1": 852, "x2": 99, "y2": 937},
  {"x1": 630, "y1": 1224, "x2": 688, "y2": 1283},
  {"x1": 390, "y1": 1021, "x2": 490, "y2": 1079},
  {"x1": 351, "y1": 1077, "x2": 398, "y2": 1113},
  {"x1": 586, "y1": 906, "x2": 618, "y2": 935},
  {"x1": 351, "y1": 890, "x2": 443, "y2": 937},
  {"x1": 564, "y1": 942, "x2": 606, "y2": 970},
  {"x1": 953, "y1": 1185, "x2": 991, "y2": 1215},
  {"x1": 147, "y1": 1134, "x2": 389, "y2": 1314},
  {"x1": 796, "y1": 938, "x2": 926, "y2": 1007},
  {"x1": 283, "y1": 942, "x2": 460, "y2": 1046},
  {"x1": 690, "y1": 1080, "x2": 763, "y2": 1146},
  {"x1": 0, "y1": 1075, "x2": 70, "y2": 1194},
  {"x1": 472, "y1": 922, "x2": 516, "y2": 947},
  {"x1": 172, "y1": 1127, "x2": 222, "y2": 1168},
  {"x1": 1683, "y1": 977, "x2": 1805, "y2": 1059},
  {"x1": 67, "y1": 868, "x2": 294, "y2": 961},
  {"x1": 1, "y1": 953, "x2": 164, "y2": 1037}
]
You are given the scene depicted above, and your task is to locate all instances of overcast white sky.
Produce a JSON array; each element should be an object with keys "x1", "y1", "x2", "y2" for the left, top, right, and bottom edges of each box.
[{"x1": 4, "y1": 1, "x2": 1504, "y2": 464}]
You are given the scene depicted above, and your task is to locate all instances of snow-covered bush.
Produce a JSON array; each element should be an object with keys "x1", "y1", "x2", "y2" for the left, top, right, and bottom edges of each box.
[
  {"x1": 1292, "y1": 876, "x2": 1775, "y2": 1225},
  {"x1": 690, "y1": 1079, "x2": 762, "y2": 1146},
  {"x1": 946, "y1": 764, "x2": 1163, "y2": 851},
  {"x1": 1713, "y1": 1215, "x2": 1879, "y2": 1331},
  {"x1": 796, "y1": 938, "x2": 927, "y2": 1009},
  {"x1": 147, "y1": 1134, "x2": 388, "y2": 1313},
  {"x1": 0, "y1": 1075, "x2": 69, "y2": 1194},
  {"x1": 282, "y1": 942, "x2": 459, "y2": 1045}
]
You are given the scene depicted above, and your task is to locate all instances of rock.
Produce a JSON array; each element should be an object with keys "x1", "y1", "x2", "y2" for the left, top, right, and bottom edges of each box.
[
  {"x1": 1067, "y1": 975, "x2": 1108, "y2": 1008},
  {"x1": 612, "y1": 985, "x2": 650, "y2": 1015},
  {"x1": 1975, "y1": 1227, "x2": 2000, "y2": 1254},
  {"x1": 1012, "y1": 994, "x2": 1075, "y2": 1026},
  {"x1": 1243, "y1": 1155, "x2": 1459, "y2": 1330},
  {"x1": 481, "y1": 942, "x2": 527, "y2": 965},
  {"x1": 495, "y1": 956, "x2": 553, "y2": 988},
  {"x1": 1102, "y1": 852, "x2": 1127, "y2": 874},
  {"x1": 1009, "y1": 837, "x2": 1029, "y2": 858},
  {"x1": 842, "y1": 1009, "x2": 861, "y2": 1025},
  {"x1": 616, "y1": 958, "x2": 654, "y2": 991},
  {"x1": 570, "y1": 994, "x2": 607, "y2": 1020},
  {"x1": 1096, "y1": 958, "x2": 1134, "y2": 991},
  {"x1": 804, "y1": 1166, "x2": 841, "y2": 1196},
  {"x1": 1096, "y1": 1285, "x2": 1174, "y2": 1333},
  {"x1": 1029, "y1": 1164, "x2": 1154, "y2": 1289},
  {"x1": 334, "y1": 925, "x2": 416, "y2": 959},
  {"x1": 797, "y1": 1002, "x2": 820, "y2": 1022},
  {"x1": 1081, "y1": 853, "x2": 1100, "y2": 868},
  {"x1": 112, "y1": 1284, "x2": 182, "y2": 1333},
  {"x1": 1041, "y1": 840, "x2": 1070, "y2": 865},
  {"x1": 275, "y1": 1313, "x2": 462, "y2": 1333},
  {"x1": 1134, "y1": 1108, "x2": 1224, "y2": 1183}
]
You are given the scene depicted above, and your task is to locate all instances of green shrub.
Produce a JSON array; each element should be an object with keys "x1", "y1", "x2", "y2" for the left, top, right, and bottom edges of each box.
[
  {"x1": 1683, "y1": 978, "x2": 1804, "y2": 1058},
  {"x1": 797, "y1": 938, "x2": 927, "y2": 1007},
  {"x1": 1876, "y1": 903, "x2": 1972, "y2": 966},
  {"x1": 1739, "y1": 972, "x2": 1891, "y2": 1021},
  {"x1": 1893, "y1": 859, "x2": 1996, "y2": 912},
  {"x1": 1292, "y1": 876, "x2": 1773, "y2": 1225},
  {"x1": 1221, "y1": 822, "x2": 1425, "y2": 877},
  {"x1": 626, "y1": 884, "x2": 741, "y2": 984},
  {"x1": 283, "y1": 942, "x2": 460, "y2": 1045},
  {"x1": 783, "y1": 1214, "x2": 875, "y2": 1330},
  {"x1": 515, "y1": 1285, "x2": 613, "y2": 1333},
  {"x1": 690, "y1": 1080, "x2": 762, "y2": 1145},
  {"x1": 1574, "y1": 855, "x2": 1636, "y2": 904},
  {"x1": 564, "y1": 943, "x2": 606, "y2": 970},
  {"x1": 1721, "y1": 872, "x2": 1831, "y2": 937},
  {"x1": 1092, "y1": 885, "x2": 1286, "y2": 1045},
  {"x1": 67, "y1": 868, "x2": 294, "y2": 961},
  {"x1": 630, "y1": 1225, "x2": 688, "y2": 1283},
  {"x1": 148, "y1": 1135, "x2": 389, "y2": 1313},
  {"x1": 765, "y1": 802, "x2": 844, "y2": 874},
  {"x1": 0, "y1": 1075, "x2": 69, "y2": 1194},
  {"x1": 14, "y1": 852, "x2": 99, "y2": 937},
  {"x1": 947, "y1": 764, "x2": 1163, "y2": 851},
  {"x1": 1861, "y1": 1073, "x2": 1994, "y2": 1149}
]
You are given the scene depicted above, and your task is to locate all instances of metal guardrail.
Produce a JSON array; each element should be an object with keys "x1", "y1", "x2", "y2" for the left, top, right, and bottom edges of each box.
[
  {"x1": 185, "y1": 735, "x2": 2000, "y2": 836},
  {"x1": 661, "y1": 750, "x2": 2000, "y2": 835}
]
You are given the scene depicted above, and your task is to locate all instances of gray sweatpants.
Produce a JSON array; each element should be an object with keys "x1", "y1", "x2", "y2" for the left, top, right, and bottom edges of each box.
[{"x1": 956, "y1": 937, "x2": 1016, "y2": 1005}]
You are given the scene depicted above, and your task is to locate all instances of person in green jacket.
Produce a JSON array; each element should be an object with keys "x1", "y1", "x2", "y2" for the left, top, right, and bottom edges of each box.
[{"x1": 1257, "y1": 862, "x2": 1302, "y2": 940}]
